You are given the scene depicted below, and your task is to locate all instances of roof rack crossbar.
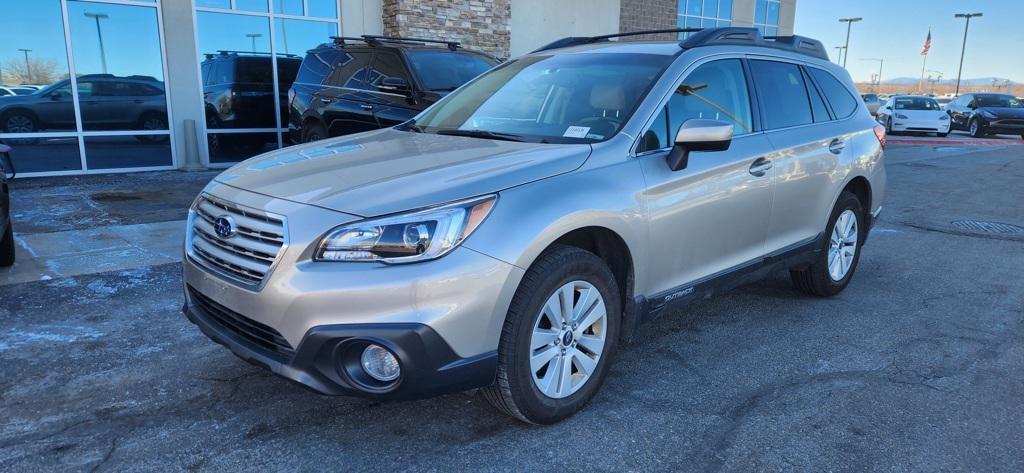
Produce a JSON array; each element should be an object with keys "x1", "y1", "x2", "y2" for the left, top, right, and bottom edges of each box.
[
  {"x1": 679, "y1": 27, "x2": 830, "y2": 61},
  {"x1": 361, "y1": 35, "x2": 461, "y2": 50},
  {"x1": 532, "y1": 28, "x2": 702, "y2": 53}
]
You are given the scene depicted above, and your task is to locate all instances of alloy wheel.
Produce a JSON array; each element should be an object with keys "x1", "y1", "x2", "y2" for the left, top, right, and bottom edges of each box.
[
  {"x1": 5, "y1": 115, "x2": 34, "y2": 133},
  {"x1": 970, "y1": 120, "x2": 978, "y2": 136},
  {"x1": 529, "y1": 280, "x2": 607, "y2": 399},
  {"x1": 828, "y1": 209, "x2": 858, "y2": 281}
]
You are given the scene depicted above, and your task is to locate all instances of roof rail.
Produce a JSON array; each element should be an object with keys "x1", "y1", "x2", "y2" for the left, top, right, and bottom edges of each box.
[
  {"x1": 361, "y1": 35, "x2": 461, "y2": 51},
  {"x1": 679, "y1": 27, "x2": 830, "y2": 61},
  {"x1": 204, "y1": 50, "x2": 301, "y2": 59},
  {"x1": 532, "y1": 28, "x2": 701, "y2": 53},
  {"x1": 330, "y1": 36, "x2": 370, "y2": 47}
]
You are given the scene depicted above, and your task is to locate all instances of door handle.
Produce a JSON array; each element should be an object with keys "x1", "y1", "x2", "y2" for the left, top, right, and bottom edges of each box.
[
  {"x1": 749, "y1": 157, "x2": 772, "y2": 177},
  {"x1": 829, "y1": 139, "x2": 846, "y2": 155},
  {"x1": 319, "y1": 97, "x2": 333, "y2": 104},
  {"x1": 360, "y1": 103, "x2": 374, "y2": 110}
]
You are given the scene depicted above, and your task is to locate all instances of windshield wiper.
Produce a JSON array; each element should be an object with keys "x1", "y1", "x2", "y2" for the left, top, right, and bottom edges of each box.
[{"x1": 434, "y1": 128, "x2": 526, "y2": 142}]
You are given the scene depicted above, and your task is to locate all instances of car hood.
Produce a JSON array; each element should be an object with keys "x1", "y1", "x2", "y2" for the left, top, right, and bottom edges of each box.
[
  {"x1": 215, "y1": 128, "x2": 591, "y2": 217},
  {"x1": 979, "y1": 107, "x2": 1024, "y2": 118}
]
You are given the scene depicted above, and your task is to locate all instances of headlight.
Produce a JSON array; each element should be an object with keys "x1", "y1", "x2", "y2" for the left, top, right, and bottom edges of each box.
[
  {"x1": 980, "y1": 110, "x2": 997, "y2": 119},
  {"x1": 316, "y1": 195, "x2": 496, "y2": 263},
  {"x1": 895, "y1": 113, "x2": 909, "y2": 119}
]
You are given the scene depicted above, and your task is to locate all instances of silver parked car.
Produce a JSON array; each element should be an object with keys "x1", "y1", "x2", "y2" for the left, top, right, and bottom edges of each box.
[{"x1": 182, "y1": 28, "x2": 886, "y2": 424}]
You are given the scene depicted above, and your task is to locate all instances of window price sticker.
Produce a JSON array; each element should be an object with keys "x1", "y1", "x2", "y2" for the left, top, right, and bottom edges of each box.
[{"x1": 562, "y1": 126, "x2": 591, "y2": 138}]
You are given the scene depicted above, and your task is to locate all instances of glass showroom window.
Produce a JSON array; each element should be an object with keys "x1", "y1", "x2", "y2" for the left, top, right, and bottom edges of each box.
[
  {"x1": 752, "y1": 0, "x2": 781, "y2": 36},
  {"x1": 0, "y1": 0, "x2": 171, "y2": 176},
  {"x1": 677, "y1": 0, "x2": 733, "y2": 39},
  {"x1": 194, "y1": 1, "x2": 340, "y2": 164}
]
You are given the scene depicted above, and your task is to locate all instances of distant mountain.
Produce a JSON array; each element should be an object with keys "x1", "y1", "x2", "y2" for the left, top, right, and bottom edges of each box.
[{"x1": 881, "y1": 76, "x2": 1018, "y2": 86}]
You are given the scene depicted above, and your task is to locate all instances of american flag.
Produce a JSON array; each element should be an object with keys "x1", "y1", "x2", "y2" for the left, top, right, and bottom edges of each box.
[{"x1": 921, "y1": 30, "x2": 931, "y2": 55}]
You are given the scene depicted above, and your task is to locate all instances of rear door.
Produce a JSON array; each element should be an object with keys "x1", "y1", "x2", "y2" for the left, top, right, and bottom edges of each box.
[
  {"x1": 637, "y1": 58, "x2": 775, "y2": 294},
  {"x1": 315, "y1": 50, "x2": 379, "y2": 137}
]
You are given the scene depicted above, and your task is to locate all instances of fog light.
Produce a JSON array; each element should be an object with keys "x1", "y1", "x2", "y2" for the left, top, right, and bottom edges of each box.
[{"x1": 361, "y1": 344, "x2": 400, "y2": 382}]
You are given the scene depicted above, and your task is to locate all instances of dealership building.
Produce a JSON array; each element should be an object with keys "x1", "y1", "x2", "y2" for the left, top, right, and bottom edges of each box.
[{"x1": 0, "y1": 0, "x2": 795, "y2": 177}]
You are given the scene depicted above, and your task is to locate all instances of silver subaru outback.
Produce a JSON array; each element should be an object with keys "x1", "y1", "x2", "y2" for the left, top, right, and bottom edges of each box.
[{"x1": 182, "y1": 28, "x2": 886, "y2": 424}]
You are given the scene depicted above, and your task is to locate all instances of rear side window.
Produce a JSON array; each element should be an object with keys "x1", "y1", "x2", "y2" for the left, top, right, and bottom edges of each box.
[
  {"x1": 750, "y1": 60, "x2": 812, "y2": 129},
  {"x1": 326, "y1": 51, "x2": 373, "y2": 89},
  {"x1": 405, "y1": 51, "x2": 497, "y2": 92},
  {"x1": 807, "y1": 67, "x2": 858, "y2": 118},
  {"x1": 295, "y1": 50, "x2": 339, "y2": 85},
  {"x1": 803, "y1": 68, "x2": 831, "y2": 122}
]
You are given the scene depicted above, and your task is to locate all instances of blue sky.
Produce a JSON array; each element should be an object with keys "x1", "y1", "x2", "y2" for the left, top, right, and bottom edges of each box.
[{"x1": 794, "y1": 0, "x2": 1023, "y2": 83}]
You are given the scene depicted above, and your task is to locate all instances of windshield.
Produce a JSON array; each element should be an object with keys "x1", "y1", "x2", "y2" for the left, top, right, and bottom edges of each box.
[
  {"x1": 975, "y1": 94, "x2": 1023, "y2": 108},
  {"x1": 894, "y1": 97, "x2": 940, "y2": 110},
  {"x1": 410, "y1": 53, "x2": 674, "y2": 143},
  {"x1": 405, "y1": 50, "x2": 497, "y2": 91}
]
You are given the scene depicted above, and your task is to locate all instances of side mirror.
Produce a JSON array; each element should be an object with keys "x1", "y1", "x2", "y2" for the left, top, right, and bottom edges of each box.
[
  {"x1": 666, "y1": 119, "x2": 733, "y2": 171},
  {"x1": 379, "y1": 77, "x2": 412, "y2": 95}
]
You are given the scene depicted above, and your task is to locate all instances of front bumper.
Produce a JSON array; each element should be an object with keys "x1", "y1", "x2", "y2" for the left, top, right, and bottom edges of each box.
[
  {"x1": 183, "y1": 297, "x2": 497, "y2": 399},
  {"x1": 891, "y1": 119, "x2": 950, "y2": 133},
  {"x1": 182, "y1": 182, "x2": 524, "y2": 398},
  {"x1": 980, "y1": 118, "x2": 1024, "y2": 135}
]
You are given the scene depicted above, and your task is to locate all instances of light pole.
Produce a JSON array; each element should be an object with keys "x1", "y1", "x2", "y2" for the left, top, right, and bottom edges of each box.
[
  {"x1": 246, "y1": 33, "x2": 263, "y2": 53},
  {"x1": 17, "y1": 48, "x2": 32, "y2": 83},
  {"x1": 833, "y1": 46, "x2": 846, "y2": 65},
  {"x1": 84, "y1": 12, "x2": 110, "y2": 74},
  {"x1": 838, "y1": 17, "x2": 862, "y2": 68},
  {"x1": 861, "y1": 58, "x2": 884, "y2": 91},
  {"x1": 953, "y1": 12, "x2": 982, "y2": 97}
]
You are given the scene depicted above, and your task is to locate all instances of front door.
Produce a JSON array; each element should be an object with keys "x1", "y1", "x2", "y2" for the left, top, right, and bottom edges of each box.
[{"x1": 638, "y1": 58, "x2": 774, "y2": 295}]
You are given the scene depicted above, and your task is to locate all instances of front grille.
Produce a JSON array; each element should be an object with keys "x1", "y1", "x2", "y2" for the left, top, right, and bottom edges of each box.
[
  {"x1": 188, "y1": 286, "x2": 295, "y2": 360},
  {"x1": 188, "y1": 194, "x2": 286, "y2": 288}
]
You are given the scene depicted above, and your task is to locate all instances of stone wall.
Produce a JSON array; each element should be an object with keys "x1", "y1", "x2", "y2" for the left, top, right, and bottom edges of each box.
[
  {"x1": 382, "y1": 0, "x2": 511, "y2": 58},
  {"x1": 618, "y1": 0, "x2": 678, "y2": 40}
]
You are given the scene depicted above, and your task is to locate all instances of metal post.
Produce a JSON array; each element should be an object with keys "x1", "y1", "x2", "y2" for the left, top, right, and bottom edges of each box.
[
  {"x1": 18, "y1": 49, "x2": 32, "y2": 83},
  {"x1": 838, "y1": 17, "x2": 862, "y2": 68},
  {"x1": 953, "y1": 13, "x2": 982, "y2": 97},
  {"x1": 84, "y1": 13, "x2": 109, "y2": 74},
  {"x1": 181, "y1": 119, "x2": 206, "y2": 171}
]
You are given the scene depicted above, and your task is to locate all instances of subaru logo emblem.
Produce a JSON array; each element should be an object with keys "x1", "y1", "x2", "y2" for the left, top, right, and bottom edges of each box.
[{"x1": 214, "y1": 215, "x2": 237, "y2": 239}]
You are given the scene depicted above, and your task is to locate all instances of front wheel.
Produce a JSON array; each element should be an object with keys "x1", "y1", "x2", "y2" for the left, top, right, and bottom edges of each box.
[
  {"x1": 790, "y1": 191, "x2": 864, "y2": 297},
  {"x1": 483, "y1": 245, "x2": 621, "y2": 424},
  {"x1": 885, "y1": 117, "x2": 894, "y2": 135},
  {"x1": 937, "y1": 131, "x2": 949, "y2": 138},
  {"x1": 969, "y1": 118, "x2": 984, "y2": 138}
]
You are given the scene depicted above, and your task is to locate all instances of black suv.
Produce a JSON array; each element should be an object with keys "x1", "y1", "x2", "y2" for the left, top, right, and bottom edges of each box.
[
  {"x1": 0, "y1": 144, "x2": 14, "y2": 267},
  {"x1": 288, "y1": 35, "x2": 497, "y2": 143},
  {"x1": 201, "y1": 51, "x2": 302, "y2": 131}
]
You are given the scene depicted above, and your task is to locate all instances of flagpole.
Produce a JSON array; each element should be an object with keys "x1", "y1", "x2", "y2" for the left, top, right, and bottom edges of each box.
[{"x1": 918, "y1": 27, "x2": 930, "y2": 93}]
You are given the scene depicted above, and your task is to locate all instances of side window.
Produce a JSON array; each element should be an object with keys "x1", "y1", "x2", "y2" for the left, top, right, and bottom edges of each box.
[
  {"x1": 326, "y1": 51, "x2": 372, "y2": 89},
  {"x1": 749, "y1": 60, "x2": 812, "y2": 129},
  {"x1": 807, "y1": 67, "x2": 858, "y2": 118},
  {"x1": 668, "y1": 59, "x2": 753, "y2": 137},
  {"x1": 295, "y1": 50, "x2": 338, "y2": 85},
  {"x1": 638, "y1": 107, "x2": 669, "y2": 152},
  {"x1": 201, "y1": 62, "x2": 211, "y2": 86},
  {"x1": 370, "y1": 51, "x2": 412, "y2": 90},
  {"x1": 802, "y1": 68, "x2": 831, "y2": 122}
]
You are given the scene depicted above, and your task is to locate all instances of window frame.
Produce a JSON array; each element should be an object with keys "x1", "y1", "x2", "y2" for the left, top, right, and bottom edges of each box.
[
  {"x1": 631, "y1": 54, "x2": 761, "y2": 156},
  {"x1": 748, "y1": 58, "x2": 816, "y2": 131},
  {"x1": 803, "y1": 65, "x2": 860, "y2": 120}
]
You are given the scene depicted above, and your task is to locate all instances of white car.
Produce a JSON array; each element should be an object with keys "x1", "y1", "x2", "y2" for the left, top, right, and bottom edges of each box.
[{"x1": 877, "y1": 95, "x2": 950, "y2": 137}]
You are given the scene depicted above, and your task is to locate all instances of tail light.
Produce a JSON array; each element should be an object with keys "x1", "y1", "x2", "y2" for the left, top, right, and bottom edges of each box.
[{"x1": 873, "y1": 124, "x2": 886, "y2": 148}]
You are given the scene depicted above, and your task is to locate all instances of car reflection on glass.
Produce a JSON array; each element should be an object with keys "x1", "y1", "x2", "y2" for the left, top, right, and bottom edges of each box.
[{"x1": 0, "y1": 74, "x2": 167, "y2": 140}]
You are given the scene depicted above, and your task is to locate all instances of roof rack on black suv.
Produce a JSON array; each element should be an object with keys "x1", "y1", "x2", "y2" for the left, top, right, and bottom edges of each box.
[
  {"x1": 330, "y1": 35, "x2": 461, "y2": 51},
  {"x1": 534, "y1": 27, "x2": 830, "y2": 61},
  {"x1": 204, "y1": 50, "x2": 301, "y2": 60}
]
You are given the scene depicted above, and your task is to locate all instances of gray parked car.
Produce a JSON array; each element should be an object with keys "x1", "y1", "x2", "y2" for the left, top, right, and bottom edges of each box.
[
  {"x1": 0, "y1": 144, "x2": 14, "y2": 267},
  {"x1": 181, "y1": 27, "x2": 887, "y2": 424}
]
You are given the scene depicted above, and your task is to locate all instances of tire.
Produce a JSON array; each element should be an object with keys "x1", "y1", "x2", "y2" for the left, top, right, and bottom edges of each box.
[
  {"x1": 0, "y1": 223, "x2": 14, "y2": 267},
  {"x1": 482, "y1": 245, "x2": 621, "y2": 424},
  {"x1": 885, "y1": 117, "x2": 895, "y2": 135},
  {"x1": 790, "y1": 191, "x2": 864, "y2": 297},
  {"x1": 2, "y1": 111, "x2": 37, "y2": 134},
  {"x1": 136, "y1": 113, "x2": 169, "y2": 143},
  {"x1": 302, "y1": 122, "x2": 328, "y2": 143},
  {"x1": 969, "y1": 118, "x2": 984, "y2": 138},
  {"x1": 937, "y1": 132, "x2": 949, "y2": 138}
]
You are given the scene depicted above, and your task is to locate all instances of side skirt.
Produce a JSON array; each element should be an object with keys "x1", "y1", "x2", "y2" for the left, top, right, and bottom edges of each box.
[{"x1": 628, "y1": 233, "x2": 824, "y2": 330}]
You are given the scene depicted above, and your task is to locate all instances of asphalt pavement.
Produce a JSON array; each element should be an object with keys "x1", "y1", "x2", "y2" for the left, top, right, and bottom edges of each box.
[{"x1": 1, "y1": 140, "x2": 1023, "y2": 472}]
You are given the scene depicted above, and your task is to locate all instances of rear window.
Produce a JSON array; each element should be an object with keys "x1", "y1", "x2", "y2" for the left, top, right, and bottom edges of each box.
[
  {"x1": 808, "y1": 68, "x2": 858, "y2": 118},
  {"x1": 894, "y1": 97, "x2": 940, "y2": 110},
  {"x1": 405, "y1": 50, "x2": 497, "y2": 92},
  {"x1": 295, "y1": 49, "x2": 339, "y2": 85}
]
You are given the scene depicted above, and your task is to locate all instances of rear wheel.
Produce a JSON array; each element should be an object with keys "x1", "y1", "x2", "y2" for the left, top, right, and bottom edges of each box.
[
  {"x1": 3, "y1": 112, "x2": 36, "y2": 134},
  {"x1": 483, "y1": 245, "x2": 621, "y2": 424},
  {"x1": 790, "y1": 191, "x2": 864, "y2": 297},
  {"x1": 302, "y1": 122, "x2": 328, "y2": 143},
  {"x1": 0, "y1": 223, "x2": 14, "y2": 267}
]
